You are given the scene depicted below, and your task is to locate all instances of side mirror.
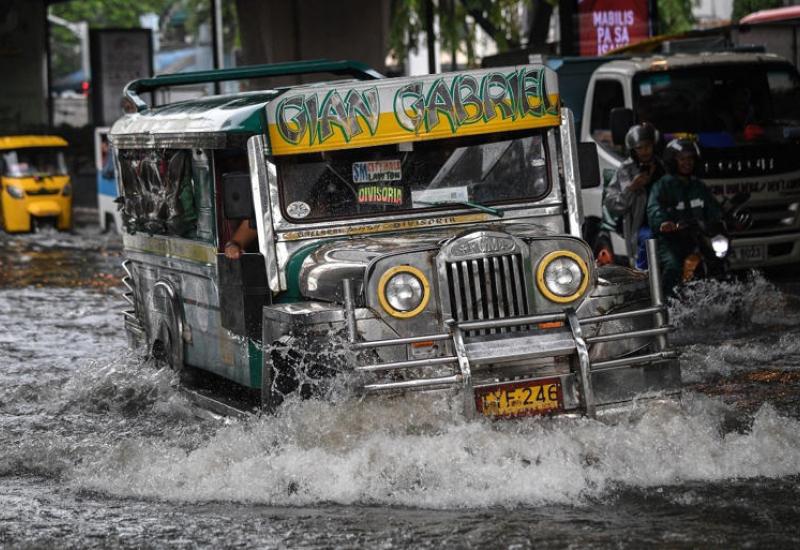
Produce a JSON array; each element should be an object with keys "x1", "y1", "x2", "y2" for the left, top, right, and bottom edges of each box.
[
  {"x1": 577, "y1": 142, "x2": 601, "y2": 189},
  {"x1": 222, "y1": 172, "x2": 254, "y2": 219},
  {"x1": 610, "y1": 107, "x2": 634, "y2": 146}
]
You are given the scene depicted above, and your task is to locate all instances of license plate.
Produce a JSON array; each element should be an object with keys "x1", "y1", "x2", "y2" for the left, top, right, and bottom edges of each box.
[
  {"x1": 734, "y1": 244, "x2": 765, "y2": 262},
  {"x1": 475, "y1": 378, "x2": 563, "y2": 418}
]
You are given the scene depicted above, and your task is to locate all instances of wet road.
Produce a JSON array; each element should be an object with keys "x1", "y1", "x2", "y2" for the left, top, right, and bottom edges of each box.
[{"x1": 1, "y1": 229, "x2": 800, "y2": 548}]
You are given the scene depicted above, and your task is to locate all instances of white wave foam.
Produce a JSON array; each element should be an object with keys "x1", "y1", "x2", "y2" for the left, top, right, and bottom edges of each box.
[
  {"x1": 669, "y1": 272, "x2": 800, "y2": 343},
  {"x1": 70, "y1": 393, "x2": 800, "y2": 508}
]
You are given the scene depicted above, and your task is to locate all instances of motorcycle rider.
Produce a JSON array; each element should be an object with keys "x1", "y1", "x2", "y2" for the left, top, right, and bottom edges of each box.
[
  {"x1": 647, "y1": 138, "x2": 722, "y2": 295},
  {"x1": 604, "y1": 123, "x2": 664, "y2": 269}
]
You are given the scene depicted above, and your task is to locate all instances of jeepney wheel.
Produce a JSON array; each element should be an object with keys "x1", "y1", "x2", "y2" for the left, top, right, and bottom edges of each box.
[{"x1": 152, "y1": 320, "x2": 192, "y2": 383}]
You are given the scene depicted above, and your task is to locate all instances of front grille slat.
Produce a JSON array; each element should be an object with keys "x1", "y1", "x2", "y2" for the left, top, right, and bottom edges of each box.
[
  {"x1": 460, "y1": 260, "x2": 474, "y2": 321},
  {"x1": 471, "y1": 260, "x2": 484, "y2": 334},
  {"x1": 446, "y1": 252, "x2": 528, "y2": 337},
  {"x1": 510, "y1": 254, "x2": 527, "y2": 316},
  {"x1": 449, "y1": 262, "x2": 463, "y2": 323}
]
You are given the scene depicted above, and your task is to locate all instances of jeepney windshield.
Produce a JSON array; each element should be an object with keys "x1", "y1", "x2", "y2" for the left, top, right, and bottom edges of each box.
[
  {"x1": 633, "y1": 64, "x2": 800, "y2": 138},
  {"x1": 277, "y1": 130, "x2": 550, "y2": 222},
  {"x1": 2, "y1": 148, "x2": 67, "y2": 177}
]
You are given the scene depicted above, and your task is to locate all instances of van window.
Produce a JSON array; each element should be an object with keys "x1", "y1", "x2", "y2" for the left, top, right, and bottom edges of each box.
[
  {"x1": 590, "y1": 80, "x2": 625, "y2": 151},
  {"x1": 117, "y1": 149, "x2": 214, "y2": 242}
]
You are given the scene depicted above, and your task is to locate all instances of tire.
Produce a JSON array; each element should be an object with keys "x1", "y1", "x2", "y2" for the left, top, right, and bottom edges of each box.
[
  {"x1": 103, "y1": 213, "x2": 116, "y2": 234},
  {"x1": 152, "y1": 321, "x2": 193, "y2": 383}
]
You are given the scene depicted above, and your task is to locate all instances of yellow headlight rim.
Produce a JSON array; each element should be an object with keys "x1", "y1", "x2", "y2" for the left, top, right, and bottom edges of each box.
[
  {"x1": 536, "y1": 250, "x2": 589, "y2": 303},
  {"x1": 378, "y1": 265, "x2": 430, "y2": 319}
]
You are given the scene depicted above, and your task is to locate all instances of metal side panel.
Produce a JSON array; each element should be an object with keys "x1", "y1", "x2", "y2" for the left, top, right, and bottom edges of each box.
[{"x1": 591, "y1": 359, "x2": 682, "y2": 406}]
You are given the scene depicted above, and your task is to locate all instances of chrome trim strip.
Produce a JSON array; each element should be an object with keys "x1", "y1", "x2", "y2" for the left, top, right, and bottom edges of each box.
[
  {"x1": 566, "y1": 308, "x2": 595, "y2": 418},
  {"x1": 458, "y1": 312, "x2": 565, "y2": 331},
  {"x1": 646, "y1": 239, "x2": 668, "y2": 351},
  {"x1": 452, "y1": 325, "x2": 475, "y2": 419},
  {"x1": 559, "y1": 108, "x2": 583, "y2": 237},
  {"x1": 591, "y1": 351, "x2": 679, "y2": 372},
  {"x1": 580, "y1": 306, "x2": 666, "y2": 324},
  {"x1": 248, "y1": 135, "x2": 281, "y2": 293},
  {"x1": 585, "y1": 326, "x2": 673, "y2": 345},
  {"x1": 356, "y1": 356, "x2": 458, "y2": 373},
  {"x1": 350, "y1": 333, "x2": 451, "y2": 350},
  {"x1": 363, "y1": 374, "x2": 462, "y2": 392}
]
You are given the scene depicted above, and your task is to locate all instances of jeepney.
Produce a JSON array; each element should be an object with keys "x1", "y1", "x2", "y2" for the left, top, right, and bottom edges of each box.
[
  {"x1": 111, "y1": 59, "x2": 679, "y2": 419},
  {"x1": 0, "y1": 135, "x2": 72, "y2": 232}
]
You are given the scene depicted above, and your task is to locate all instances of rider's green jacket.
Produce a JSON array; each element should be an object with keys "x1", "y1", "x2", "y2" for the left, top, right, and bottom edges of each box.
[{"x1": 646, "y1": 174, "x2": 721, "y2": 236}]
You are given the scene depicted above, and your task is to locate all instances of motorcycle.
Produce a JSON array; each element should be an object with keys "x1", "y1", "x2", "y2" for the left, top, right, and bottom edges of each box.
[{"x1": 679, "y1": 192, "x2": 750, "y2": 283}]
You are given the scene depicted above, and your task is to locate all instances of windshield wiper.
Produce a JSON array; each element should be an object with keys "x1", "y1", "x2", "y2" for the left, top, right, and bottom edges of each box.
[{"x1": 415, "y1": 200, "x2": 504, "y2": 217}]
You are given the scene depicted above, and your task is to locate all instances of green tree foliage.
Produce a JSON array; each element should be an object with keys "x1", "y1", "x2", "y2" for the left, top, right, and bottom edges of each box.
[
  {"x1": 49, "y1": 0, "x2": 238, "y2": 80},
  {"x1": 657, "y1": 0, "x2": 695, "y2": 35},
  {"x1": 388, "y1": 0, "x2": 530, "y2": 68},
  {"x1": 732, "y1": 0, "x2": 785, "y2": 20}
]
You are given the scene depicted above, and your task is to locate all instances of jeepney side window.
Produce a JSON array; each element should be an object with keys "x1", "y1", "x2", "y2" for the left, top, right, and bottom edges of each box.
[
  {"x1": 590, "y1": 79, "x2": 625, "y2": 154},
  {"x1": 117, "y1": 148, "x2": 213, "y2": 242},
  {"x1": 214, "y1": 149, "x2": 257, "y2": 252}
]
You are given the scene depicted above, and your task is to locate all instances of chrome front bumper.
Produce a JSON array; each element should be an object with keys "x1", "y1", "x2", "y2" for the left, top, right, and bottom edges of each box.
[
  {"x1": 344, "y1": 241, "x2": 680, "y2": 418},
  {"x1": 729, "y1": 231, "x2": 800, "y2": 269}
]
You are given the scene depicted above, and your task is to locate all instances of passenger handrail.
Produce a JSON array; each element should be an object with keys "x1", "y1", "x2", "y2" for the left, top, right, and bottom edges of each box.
[{"x1": 123, "y1": 59, "x2": 385, "y2": 113}]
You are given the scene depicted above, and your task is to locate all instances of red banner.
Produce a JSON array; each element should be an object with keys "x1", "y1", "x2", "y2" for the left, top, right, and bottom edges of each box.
[{"x1": 577, "y1": 0, "x2": 651, "y2": 56}]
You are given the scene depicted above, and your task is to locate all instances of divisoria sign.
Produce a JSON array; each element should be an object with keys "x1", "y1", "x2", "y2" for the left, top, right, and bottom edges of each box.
[{"x1": 266, "y1": 64, "x2": 561, "y2": 155}]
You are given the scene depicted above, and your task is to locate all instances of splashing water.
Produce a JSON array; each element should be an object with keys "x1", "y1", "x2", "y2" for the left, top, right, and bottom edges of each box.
[
  {"x1": 65, "y1": 391, "x2": 800, "y2": 509},
  {"x1": 669, "y1": 271, "x2": 800, "y2": 343},
  {"x1": 2, "y1": 273, "x2": 800, "y2": 513}
]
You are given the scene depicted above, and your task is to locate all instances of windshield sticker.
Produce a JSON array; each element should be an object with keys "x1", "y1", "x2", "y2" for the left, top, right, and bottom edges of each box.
[
  {"x1": 352, "y1": 159, "x2": 402, "y2": 183},
  {"x1": 287, "y1": 201, "x2": 311, "y2": 218},
  {"x1": 357, "y1": 184, "x2": 404, "y2": 206},
  {"x1": 639, "y1": 82, "x2": 652, "y2": 96},
  {"x1": 411, "y1": 186, "x2": 469, "y2": 208}
]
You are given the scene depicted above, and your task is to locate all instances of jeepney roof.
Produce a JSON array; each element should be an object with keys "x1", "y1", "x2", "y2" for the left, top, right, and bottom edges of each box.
[
  {"x1": 265, "y1": 64, "x2": 561, "y2": 156},
  {"x1": 110, "y1": 90, "x2": 281, "y2": 149},
  {"x1": 595, "y1": 51, "x2": 793, "y2": 77},
  {"x1": 0, "y1": 135, "x2": 68, "y2": 150}
]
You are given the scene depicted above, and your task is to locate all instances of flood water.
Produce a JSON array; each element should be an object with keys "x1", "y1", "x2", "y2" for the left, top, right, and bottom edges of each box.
[{"x1": 1, "y1": 229, "x2": 800, "y2": 548}]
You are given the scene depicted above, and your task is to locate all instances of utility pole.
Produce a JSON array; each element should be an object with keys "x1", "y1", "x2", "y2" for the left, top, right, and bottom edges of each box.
[{"x1": 210, "y1": 0, "x2": 224, "y2": 93}]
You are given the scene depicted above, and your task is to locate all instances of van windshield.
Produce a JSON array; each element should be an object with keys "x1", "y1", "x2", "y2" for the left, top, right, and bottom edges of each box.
[
  {"x1": 633, "y1": 64, "x2": 800, "y2": 139},
  {"x1": 2, "y1": 148, "x2": 67, "y2": 177},
  {"x1": 277, "y1": 130, "x2": 550, "y2": 222}
]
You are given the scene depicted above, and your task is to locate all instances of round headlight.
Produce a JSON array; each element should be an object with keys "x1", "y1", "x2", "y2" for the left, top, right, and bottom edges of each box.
[
  {"x1": 378, "y1": 266, "x2": 430, "y2": 318},
  {"x1": 536, "y1": 250, "x2": 589, "y2": 303}
]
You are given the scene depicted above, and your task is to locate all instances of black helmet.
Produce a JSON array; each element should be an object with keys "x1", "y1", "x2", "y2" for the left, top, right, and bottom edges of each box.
[
  {"x1": 663, "y1": 138, "x2": 701, "y2": 175},
  {"x1": 624, "y1": 123, "x2": 658, "y2": 159}
]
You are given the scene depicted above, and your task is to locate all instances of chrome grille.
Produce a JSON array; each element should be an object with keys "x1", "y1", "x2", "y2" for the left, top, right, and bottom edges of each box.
[
  {"x1": 731, "y1": 202, "x2": 799, "y2": 235},
  {"x1": 446, "y1": 253, "x2": 529, "y2": 335}
]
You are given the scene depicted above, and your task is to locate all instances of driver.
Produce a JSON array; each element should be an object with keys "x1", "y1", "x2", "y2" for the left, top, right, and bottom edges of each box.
[
  {"x1": 604, "y1": 123, "x2": 664, "y2": 269},
  {"x1": 647, "y1": 138, "x2": 721, "y2": 295}
]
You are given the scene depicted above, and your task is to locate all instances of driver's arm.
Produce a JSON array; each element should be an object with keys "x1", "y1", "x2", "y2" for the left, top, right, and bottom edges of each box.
[
  {"x1": 224, "y1": 220, "x2": 258, "y2": 260},
  {"x1": 647, "y1": 178, "x2": 674, "y2": 234}
]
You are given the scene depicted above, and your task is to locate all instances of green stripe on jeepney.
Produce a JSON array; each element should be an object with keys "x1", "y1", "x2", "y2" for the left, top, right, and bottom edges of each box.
[
  {"x1": 122, "y1": 234, "x2": 218, "y2": 264},
  {"x1": 248, "y1": 339, "x2": 263, "y2": 389},
  {"x1": 276, "y1": 240, "x2": 332, "y2": 303}
]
